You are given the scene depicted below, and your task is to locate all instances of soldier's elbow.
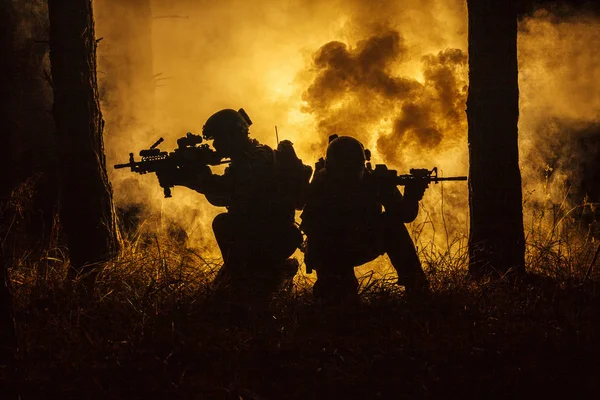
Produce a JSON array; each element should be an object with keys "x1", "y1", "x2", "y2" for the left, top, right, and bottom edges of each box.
[
  {"x1": 393, "y1": 206, "x2": 418, "y2": 223},
  {"x1": 403, "y1": 212, "x2": 418, "y2": 223},
  {"x1": 205, "y1": 194, "x2": 229, "y2": 207}
]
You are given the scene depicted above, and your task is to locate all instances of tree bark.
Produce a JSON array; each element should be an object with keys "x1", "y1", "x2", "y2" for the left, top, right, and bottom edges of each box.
[
  {"x1": 0, "y1": 0, "x2": 15, "y2": 198},
  {"x1": 0, "y1": 246, "x2": 15, "y2": 365},
  {"x1": 0, "y1": 0, "x2": 16, "y2": 365},
  {"x1": 467, "y1": 0, "x2": 525, "y2": 277},
  {"x1": 48, "y1": 0, "x2": 120, "y2": 276}
]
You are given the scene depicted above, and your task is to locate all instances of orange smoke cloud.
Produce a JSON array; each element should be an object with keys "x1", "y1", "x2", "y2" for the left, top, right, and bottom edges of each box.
[
  {"x1": 301, "y1": 29, "x2": 469, "y2": 166},
  {"x1": 95, "y1": 0, "x2": 599, "y2": 263},
  {"x1": 97, "y1": 0, "x2": 474, "y2": 250},
  {"x1": 518, "y1": 8, "x2": 600, "y2": 211},
  {"x1": 97, "y1": 0, "x2": 471, "y2": 254}
]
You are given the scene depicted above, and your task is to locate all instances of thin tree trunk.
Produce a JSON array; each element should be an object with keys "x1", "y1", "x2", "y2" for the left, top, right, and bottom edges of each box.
[
  {"x1": 0, "y1": 0, "x2": 16, "y2": 198},
  {"x1": 0, "y1": 247, "x2": 15, "y2": 365},
  {"x1": 48, "y1": 0, "x2": 120, "y2": 277},
  {"x1": 0, "y1": 0, "x2": 16, "y2": 365},
  {"x1": 467, "y1": 0, "x2": 525, "y2": 277},
  {"x1": 7, "y1": 1, "x2": 59, "y2": 263}
]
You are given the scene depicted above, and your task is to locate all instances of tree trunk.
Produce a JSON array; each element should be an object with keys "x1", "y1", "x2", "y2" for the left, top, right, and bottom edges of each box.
[
  {"x1": 5, "y1": 1, "x2": 59, "y2": 267},
  {"x1": 0, "y1": 0, "x2": 16, "y2": 365},
  {"x1": 0, "y1": 0, "x2": 15, "y2": 198},
  {"x1": 48, "y1": 0, "x2": 120, "y2": 276},
  {"x1": 0, "y1": 247, "x2": 15, "y2": 365},
  {"x1": 467, "y1": 0, "x2": 525, "y2": 277}
]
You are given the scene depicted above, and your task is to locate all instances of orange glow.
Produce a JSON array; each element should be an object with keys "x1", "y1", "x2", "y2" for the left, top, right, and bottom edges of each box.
[{"x1": 96, "y1": 1, "x2": 600, "y2": 272}]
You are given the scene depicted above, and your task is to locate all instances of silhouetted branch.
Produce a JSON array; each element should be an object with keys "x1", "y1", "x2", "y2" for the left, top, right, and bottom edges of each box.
[{"x1": 585, "y1": 243, "x2": 600, "y2": 279}]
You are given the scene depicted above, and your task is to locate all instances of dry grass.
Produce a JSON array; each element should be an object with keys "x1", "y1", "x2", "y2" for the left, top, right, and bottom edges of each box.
[{"x1": 2, "y1": 198, "x2": 600, "y2": 399}]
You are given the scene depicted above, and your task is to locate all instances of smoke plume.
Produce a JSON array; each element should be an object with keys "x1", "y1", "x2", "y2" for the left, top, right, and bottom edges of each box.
[
  {"x1": 95, "y1": 0, "x2": 471, "y2": 252},
  {"x1": 93, "y1": 0, "x2": 600, "y2": 258},
  {"x1": 518, "y1": 7, "x2": 600, "y2": 217},
  {"x1": 302, "y1": 29, "x2": 468, "y2": 166}
]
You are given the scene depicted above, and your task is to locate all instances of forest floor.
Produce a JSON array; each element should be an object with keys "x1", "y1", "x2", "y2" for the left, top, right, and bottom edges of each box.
[{"x1": 2, "y1": 233, "x2": 600, "y2": 399}]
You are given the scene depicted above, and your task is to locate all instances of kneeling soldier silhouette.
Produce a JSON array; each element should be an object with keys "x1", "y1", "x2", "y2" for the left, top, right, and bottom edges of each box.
[
  {"x1": 300, "y1": 135, "x2": 429, "y2": 305},
  {"x1": 157, "y1": 108, "x2": 312, "y2": 305}
]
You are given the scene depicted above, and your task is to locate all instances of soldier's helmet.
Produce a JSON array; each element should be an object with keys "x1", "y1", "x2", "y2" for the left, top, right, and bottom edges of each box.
[
  {"x1": 202, "y1": 108, "x2": 252, "y2": 141},
  {"x1": 325, "y1": 136, "x2": 366, "y2": 176}
]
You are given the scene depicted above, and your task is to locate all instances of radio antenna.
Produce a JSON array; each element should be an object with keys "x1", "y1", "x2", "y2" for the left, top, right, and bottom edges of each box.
[{"x1": 275, "y1": 126, "x2": 280, "y2": 146}]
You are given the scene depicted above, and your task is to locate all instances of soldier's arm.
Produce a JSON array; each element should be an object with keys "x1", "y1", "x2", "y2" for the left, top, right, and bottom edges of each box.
[
  {"x1": 191, "y1": 170, "x2": 233, "y2": 207},
  {"x1": 162, "y1": 164, "x2": 231, "y2": 207},
  {"x1": 155, "y1": 163, "x2": 233, "y2": 206}
]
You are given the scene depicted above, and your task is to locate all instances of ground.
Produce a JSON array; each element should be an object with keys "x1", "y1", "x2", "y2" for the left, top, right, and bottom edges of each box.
[{"x1": 3, "y1": 239, "x2": 600, "y2": 399}]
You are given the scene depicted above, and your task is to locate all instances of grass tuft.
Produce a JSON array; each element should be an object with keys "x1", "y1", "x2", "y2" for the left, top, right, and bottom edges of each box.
[{"x1": 2, "y1": 202, "x2": 600, "y2": 398}]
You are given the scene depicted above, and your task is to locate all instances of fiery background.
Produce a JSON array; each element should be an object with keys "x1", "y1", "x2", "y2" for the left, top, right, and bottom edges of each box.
[{"x1": 95, "y1": 0, "x2": 600, "y2": 272}]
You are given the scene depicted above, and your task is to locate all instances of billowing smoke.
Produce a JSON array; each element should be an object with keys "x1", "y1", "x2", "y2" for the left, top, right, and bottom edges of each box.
[
  {"x1": 302, "y1": 28, "x2": 468, "y2": 166},
  {"x1": 518, "y1": 7, "x2": 600, "y2": 235},
  {"x1": 378, "y1": 47, "x2": 467, "y2": 163},
  {"x1": 93, "y1": 0, "x2": 600, "y2": 260},
  {"x1": 96, "y1": 0, "x2": 471, "y2": 254},
  {"x1": 300, "y1": 26, "x2": 470, "y2": 248},
  {"x1": 303, "y1": 31, "x2": 417, "y2": 146},
  {"x1": 546, "y1": 122, "x2": 600, "y2": 206}
]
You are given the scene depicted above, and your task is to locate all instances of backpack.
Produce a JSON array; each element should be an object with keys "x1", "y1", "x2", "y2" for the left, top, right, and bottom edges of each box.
[{"x1": 273, "y1": 140, "x2": 313, "y2": 211}]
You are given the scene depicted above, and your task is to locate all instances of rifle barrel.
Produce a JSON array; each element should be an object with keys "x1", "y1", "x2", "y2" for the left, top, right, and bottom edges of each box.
[
  {"x1": 114, "y1": 163, "x2": 133, "y2": 169},
  {"x1": 393, "y1": 175, "x2": 468, "y2": 185},
  {"x1": 434, "y1": 176, "x2": 467, "y2": 181}
]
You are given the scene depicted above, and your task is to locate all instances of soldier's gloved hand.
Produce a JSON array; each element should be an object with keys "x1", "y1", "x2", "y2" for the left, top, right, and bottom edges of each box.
[
  {"x1": 404, "y1": 180, "x2": 429, "y2": 202},
  {"x1": 378, "y1": 182, "x2": 399, "y2": 206}
]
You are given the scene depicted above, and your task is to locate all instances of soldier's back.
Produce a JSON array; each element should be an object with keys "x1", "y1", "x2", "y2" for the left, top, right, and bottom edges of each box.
[
  {"x1": 301, "y1": 169, "x2": 382, "y2": 237},
  {"x1": 227, "y1": 142, "x2": 295, "y2": 228}
]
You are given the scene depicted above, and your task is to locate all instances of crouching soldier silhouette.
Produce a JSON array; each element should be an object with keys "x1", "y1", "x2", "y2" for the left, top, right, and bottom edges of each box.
[
  {"x1": 158, "y1": 108, "x2": 312, "y2": 304},
  {"x1": 300, "y1": 135, "x2": 429, "y2": 305}
]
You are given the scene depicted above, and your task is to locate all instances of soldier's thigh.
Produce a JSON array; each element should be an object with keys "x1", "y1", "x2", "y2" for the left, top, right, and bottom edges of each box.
[{"x1": 317, "y1": 234, "x2": 381, "y2": 267}]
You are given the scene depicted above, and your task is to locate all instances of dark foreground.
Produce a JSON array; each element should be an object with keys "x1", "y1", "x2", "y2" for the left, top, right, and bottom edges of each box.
[{"x1": 2, "y1": 269, "x2": 600, "y2": 399}]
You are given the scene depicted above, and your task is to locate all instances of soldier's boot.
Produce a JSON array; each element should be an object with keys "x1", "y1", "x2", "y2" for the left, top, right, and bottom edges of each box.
[
  {"x1": 250, "y1": 257, "x2": 300, "y2": 299},
  {"x1": 399, "y1": 269, "x2": 431, "y2": 299},
  {"x1": 217, "y1": 257, "x2": 299, "y2": 306},
  {"x1": 313, "y1": 266, "x2": 360, "y2": 306},
  {"x1": 211, "y1": 261, "x2": 250, "y2": 303}
]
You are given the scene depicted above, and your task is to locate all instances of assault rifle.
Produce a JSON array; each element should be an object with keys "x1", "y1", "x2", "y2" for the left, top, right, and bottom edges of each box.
[
  {"x1": 114, "y1": 132, "x2": 229, "y2": 198},
  {"x1": 313, "y1": 146, "x2": 467, "y2": 185},
  {"x1": 368, "y1": 164, "x2": 467, "y2": 186},
  {"x1": 314, "y1": 134, "x2": 468, "y2": 185},
  {"x1": 363, "y1": 149, "x2": 467, "y2": 185}
]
